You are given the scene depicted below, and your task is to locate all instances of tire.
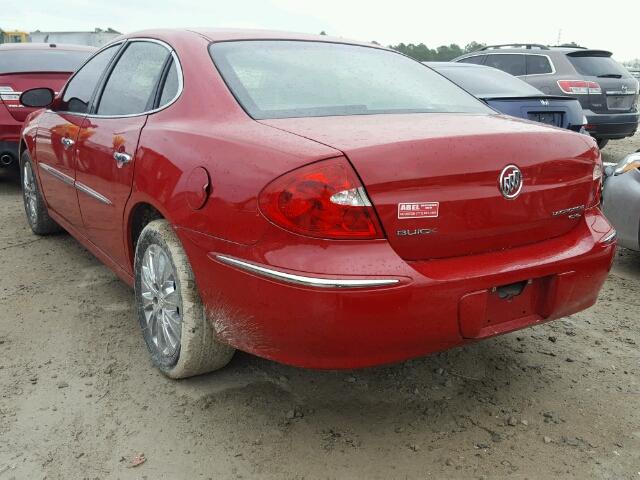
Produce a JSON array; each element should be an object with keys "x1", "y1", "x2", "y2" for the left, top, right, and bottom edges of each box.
[
  {"x1": 20, "y1": 151, "x2": 62, "y2": 235},
  {"x1": 134, "y1": 219, "x2": 235, "y2": 378},
  {"x1": 596, "y1": 138, "x2": 609, "y2": 150}
]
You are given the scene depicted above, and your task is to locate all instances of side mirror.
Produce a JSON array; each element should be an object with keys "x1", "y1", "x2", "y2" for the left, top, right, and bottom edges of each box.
[{"x1": 20, "y1": 88, "x2": 55, "y2": 108}]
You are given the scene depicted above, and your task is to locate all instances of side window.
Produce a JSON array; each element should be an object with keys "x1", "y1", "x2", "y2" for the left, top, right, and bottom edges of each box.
[
  {"x1": 96, "y1": 42, "x2": 169, "y2": 116},
  {"x1": 485, "y1": 54, "x2": 526, "y2": 76},
  {"x1": 458, "y1": 55, "x2": 485, "y2": 65},
  {"x1": 159, "y1": 59, "x2": 180, "y2": 106},
  {"x1": 60, "y1": 45, "x2": 119, "y2": 114},
  {"x1": 526, "y1": 55, "x2": 553, "y2": 75}
]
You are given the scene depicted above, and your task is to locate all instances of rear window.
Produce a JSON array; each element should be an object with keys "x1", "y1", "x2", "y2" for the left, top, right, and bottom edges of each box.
[
  {"x1": 435, "y1": 66, "x2": 543, "y2": 98},
  {"x1": 566, "y1": 54, "x2": 629, "y2": 77},
  {"x1": 210, "y1": 41, "x2": 492, "y2": 120},
  {"x1": 0, "y1": 49, "x2": 92, "y2": 74}
]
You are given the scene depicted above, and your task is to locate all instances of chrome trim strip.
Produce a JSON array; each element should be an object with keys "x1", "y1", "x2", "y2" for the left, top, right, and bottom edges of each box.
[
  {"x1": 39, "y1": 163, "x2": 74, "y2": 187},
  {"x1": 601, "y1": 230, "x2": 617, "y2": 244},
  {"x1": 38, "y1": 163, "x2": 112, "y2": 205},
  {"x1": 75, "y1": 181, "x2": 112, "y2": 205},
  {"x1": 215, "y1": 254, "x2": 400, "y2": 289}
]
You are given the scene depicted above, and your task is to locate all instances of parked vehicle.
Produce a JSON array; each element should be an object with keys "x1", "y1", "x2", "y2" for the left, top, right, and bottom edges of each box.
[
  {"x1": 0, "y1": 43, "x2": 95, "y2": 169},
  {"x1": 18, "y1": 30, "x2": 616, "y2": 378},
  {"x1": 453, "y1": 44, "x2": 640, "y2": 149},
  {"x1": 602, "y1": 150, "x2": 640, "y2": 251},
  {"x1": 426, "y1": 62, "x2": 586, "y2": 132}
]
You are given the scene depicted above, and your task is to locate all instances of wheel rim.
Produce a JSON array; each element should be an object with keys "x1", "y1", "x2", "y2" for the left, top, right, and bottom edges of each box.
[
  {"x1": 140, "y1": 244, "x2": 182, "y2": 358},
  {"x1": 23, "y1": 162, "x2": 38, "y2": 225}
]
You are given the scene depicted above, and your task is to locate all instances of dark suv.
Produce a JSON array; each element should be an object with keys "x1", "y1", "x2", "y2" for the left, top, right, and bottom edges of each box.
[{"x1": 454, "y1": 44, "x2": 639, "y2": 148}]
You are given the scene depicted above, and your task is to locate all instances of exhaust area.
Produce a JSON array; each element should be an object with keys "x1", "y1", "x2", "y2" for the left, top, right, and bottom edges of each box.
[{"x1": 0, "y1": 153, "x2": 14, "y2": 167}]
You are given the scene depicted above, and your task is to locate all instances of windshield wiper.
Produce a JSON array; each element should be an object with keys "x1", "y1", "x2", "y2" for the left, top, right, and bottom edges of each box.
[{"x1": 597, "y1": 74, "x2": 622, "y2": 78}]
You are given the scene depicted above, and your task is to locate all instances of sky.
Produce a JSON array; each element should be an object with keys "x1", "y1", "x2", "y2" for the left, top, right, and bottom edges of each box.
[{"x1": 3, "y1": 0, "x2": 639, "y2": 62}]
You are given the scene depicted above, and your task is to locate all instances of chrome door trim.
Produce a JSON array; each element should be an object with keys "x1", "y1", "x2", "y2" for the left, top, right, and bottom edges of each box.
[
  {"x1": 39, "y1": 163, "x2": 75, "y2": 187},
  {"x1": 53, "y1": 38, "x2": 183, "y2": 119},
  {"x1": 75, "y1": 181, "x2": 113, "y2": 206},
  {"x1": 38, "y1": 163, "x2": 112, "y2": 206},
  {"x1": 215, "y1": 254, "x2": 400, "y2": 289}
]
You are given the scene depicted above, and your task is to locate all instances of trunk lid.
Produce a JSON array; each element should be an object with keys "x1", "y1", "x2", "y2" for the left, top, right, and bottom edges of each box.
[
  {"x1": 484, "y1": 96, "x2": 582, "y2": 130},
  {"x1": 261, "y1": 113, "x2": 598, "y2": 260},
  {"x1": 0, "y1": 72, "x2": 71, "y2": 122}
]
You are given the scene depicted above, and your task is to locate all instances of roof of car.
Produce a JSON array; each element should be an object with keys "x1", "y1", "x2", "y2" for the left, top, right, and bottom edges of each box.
[
  {"x1": 0, "y1": 42, "x2": 96, "y2": 52},
  {"x1": 120, "y1": 28, "x2": 386, "y2": 50}
]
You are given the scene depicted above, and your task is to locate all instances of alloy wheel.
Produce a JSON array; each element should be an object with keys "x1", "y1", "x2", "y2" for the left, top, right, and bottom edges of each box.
[{"x1": 140, "y1": 244, "x2": 182, "y2": 358}]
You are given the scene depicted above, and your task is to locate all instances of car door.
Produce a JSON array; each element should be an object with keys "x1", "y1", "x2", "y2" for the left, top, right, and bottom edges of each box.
[
  {"x1": 74, "y1": 40, "x2": 174, "y2": 267},
  {"x1": 35, "y1": 44, "x2": 121, "y2": 227}
]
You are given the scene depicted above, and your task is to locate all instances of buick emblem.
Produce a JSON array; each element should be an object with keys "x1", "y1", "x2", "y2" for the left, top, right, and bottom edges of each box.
[
  {"x1": 621, "y1": 85, "x2": 628, "y2": 93},
  {"x1": 540, "y1": 99, "x2": 550, "y2": 106},
  {"x1": 499, "y1": 165, "x2": 523, "y2": 199}
]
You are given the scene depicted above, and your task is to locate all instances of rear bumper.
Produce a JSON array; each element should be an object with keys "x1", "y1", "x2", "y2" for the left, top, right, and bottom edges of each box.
[
  {"x1": 584, "y1": 109, "x2": 639, "y2": 139},
  {"x1": 177, "y1": 209, "x2": 615, "y2": 369},
  {"x1": 602, "y1": 169, "x2": 640, "y2": 250}
]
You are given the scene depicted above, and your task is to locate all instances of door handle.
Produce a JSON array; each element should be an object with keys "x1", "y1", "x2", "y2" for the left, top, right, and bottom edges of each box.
[
  {"x1": 113, "y1": 151, "x2": 132, "y2": 168},
  {"x1": 61, "y1": 137, "x2": 75, "y2": 150}
]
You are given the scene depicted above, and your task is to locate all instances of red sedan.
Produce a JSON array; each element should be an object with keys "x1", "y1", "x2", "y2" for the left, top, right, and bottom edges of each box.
[
  {"x1": 18, "y1": 29, "x2": 616, "y2": 378},
  {"x1": 0, "y1": 43, "x2": 95, "y2": 169}
]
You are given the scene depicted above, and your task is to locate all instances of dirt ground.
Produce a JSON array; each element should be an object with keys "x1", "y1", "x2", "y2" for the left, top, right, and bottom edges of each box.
[{"x1": 1, "y1": 133, "x2": 639, "y2": 480}]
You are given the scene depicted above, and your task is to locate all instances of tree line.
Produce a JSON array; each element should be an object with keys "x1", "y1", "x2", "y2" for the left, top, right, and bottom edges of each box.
[{"x1": 388, "y1": 41, "x2": 486, "y2": 61}]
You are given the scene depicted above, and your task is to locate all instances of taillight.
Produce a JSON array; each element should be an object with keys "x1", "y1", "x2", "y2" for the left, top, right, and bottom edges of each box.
[
  {"x1": 557, "y1": 80, "x2": 601, "y2": 95},
  {"x1": 258, "y1": 157, "x2": 384, "y2": 240},
  {"x1": 589, "y1": 157, "x2": 603, "y2": 207}
]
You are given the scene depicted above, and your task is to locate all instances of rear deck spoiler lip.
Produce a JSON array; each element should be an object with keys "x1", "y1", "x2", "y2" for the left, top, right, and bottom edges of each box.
[
  {"x1": 566, "y1": 49, "x2": 612, "y2": 57},
  {"x1": 481, "y1": 95, "x2": 578, "y2": 102}
]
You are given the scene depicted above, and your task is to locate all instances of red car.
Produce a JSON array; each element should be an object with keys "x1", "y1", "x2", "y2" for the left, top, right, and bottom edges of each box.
[
  {"x1": 18, "y1": 29, "x2": 616, "y2": 378},
  {"x1": 0, "y1": 43, "x2": 95, "y2": 169}
]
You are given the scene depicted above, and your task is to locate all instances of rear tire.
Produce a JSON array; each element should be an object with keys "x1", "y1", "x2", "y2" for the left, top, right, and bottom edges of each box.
[
  {"x1": 134, "y1": 219, "x2": 235, "y2": 379},
  {"x1": 20, "y1": 151, "x2": 61, "y2": 235},
  {"x1": 596, "y1": 138, "x2": 609, "y2": 149}
]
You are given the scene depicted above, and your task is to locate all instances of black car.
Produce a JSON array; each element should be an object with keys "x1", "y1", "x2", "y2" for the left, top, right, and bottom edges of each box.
[
  {"x1": 427, "y1": 62, "x2": 586, "y2": 132},
  {"x1": 453, "y1": 44, "x2": 639, "y2": 148}
]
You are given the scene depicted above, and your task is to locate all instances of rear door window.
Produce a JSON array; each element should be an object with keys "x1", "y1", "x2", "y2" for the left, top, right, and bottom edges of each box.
[
  {"x1": 158, "y1": 59, "x2": 180, "y2": 106},
  {"x1": 526, "y1": 55, "x2": 553, "y2": 75},
  {"x1": 59, "y1": 45, "x2": 120, "y2": 114},
  {"x1": 485, "y1": 54, "x2": 526, "y2": 76},
  {"x1": 96, "y1": 41, "x2": 170, "y2": 116}
]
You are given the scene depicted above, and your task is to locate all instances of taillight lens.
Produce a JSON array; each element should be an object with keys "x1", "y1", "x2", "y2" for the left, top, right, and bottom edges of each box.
[
  {"x1": 589, "y1": 158, "x2": 604, "y2": 207},
  {"x1": 259, "y1": 157, "x2": 383, "y2": 239},
  {"x1": 557, "y1": 80, "x2": 601, "y2": 95}
]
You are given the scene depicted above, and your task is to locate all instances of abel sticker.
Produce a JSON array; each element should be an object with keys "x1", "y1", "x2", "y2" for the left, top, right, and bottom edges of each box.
[{"x1": 398, "y1": 202, "x2": 439, "y2": 219}]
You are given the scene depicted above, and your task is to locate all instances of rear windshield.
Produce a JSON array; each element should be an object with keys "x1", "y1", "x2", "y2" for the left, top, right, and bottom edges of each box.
[
  {"x1": 0, "y1": 50, "x2": 91, "y2": 74},
  {"x1": 433, "y1": 65, "x2": 543, "y2": 98},
  {"x1": 210, "y1": 41, "x2": 492, "y2": 119},
  {"x1": 566, "y1": 54, "x2": 629, "y2": 78}
]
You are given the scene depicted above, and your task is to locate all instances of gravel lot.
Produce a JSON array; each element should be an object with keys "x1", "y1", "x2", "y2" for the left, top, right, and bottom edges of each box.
[{"x1": 1, "y1": 133, "x2": 639, "y2": 480}]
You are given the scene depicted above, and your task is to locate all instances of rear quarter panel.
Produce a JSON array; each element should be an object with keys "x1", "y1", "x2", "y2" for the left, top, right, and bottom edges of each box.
[{"x1": 125, "y1": 31, "x2": 340, "y2": 268}]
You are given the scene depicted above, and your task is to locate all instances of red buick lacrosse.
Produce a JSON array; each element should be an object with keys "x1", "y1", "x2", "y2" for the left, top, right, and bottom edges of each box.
[{"x1": 18, "y1": 29, "x2": 616, "y2": 378}]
